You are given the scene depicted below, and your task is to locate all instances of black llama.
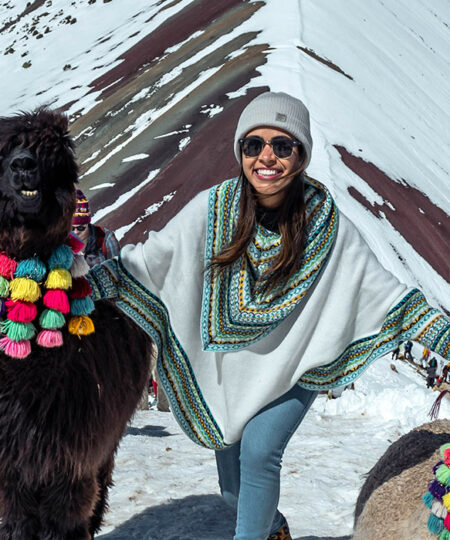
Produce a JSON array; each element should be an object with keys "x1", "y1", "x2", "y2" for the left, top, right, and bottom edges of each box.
[{"x1": 0, "y1": 108, "x2": 151, "y2": 539}]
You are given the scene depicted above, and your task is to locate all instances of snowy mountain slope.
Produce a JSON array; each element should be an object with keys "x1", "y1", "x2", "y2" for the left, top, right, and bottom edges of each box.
[{"x1": 0, "y1": 0, "x2": 448, "y2": 308}]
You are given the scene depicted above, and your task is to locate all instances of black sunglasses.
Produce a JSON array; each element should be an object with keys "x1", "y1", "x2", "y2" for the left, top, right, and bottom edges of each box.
[
  {"x1": 72, "y1": 225, "x2": 87, "y2": 232},
  {"x1": 239, "y1": 136, "x2": 303, "y2": 159}
]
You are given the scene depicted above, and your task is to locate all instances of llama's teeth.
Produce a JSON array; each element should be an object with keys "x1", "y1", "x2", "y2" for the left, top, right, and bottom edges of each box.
[{"x1": 21, "y1": 190, "x2": 38, "y2": 197}]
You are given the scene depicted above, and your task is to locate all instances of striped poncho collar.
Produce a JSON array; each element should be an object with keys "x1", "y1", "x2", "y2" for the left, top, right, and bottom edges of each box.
[{"x1": 201, "y1": 176, "x2": 338, "y2": 351}]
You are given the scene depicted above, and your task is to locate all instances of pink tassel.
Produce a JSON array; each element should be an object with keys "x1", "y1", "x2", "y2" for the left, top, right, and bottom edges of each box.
[
  {"x1": 66, "y1": 233, "x2": 84, "y2": 254},
  {"x1": 5, "y1": 299, "x2": 38, "y2": 323},
  {"x1": 36, "y1": 329, "x2": 63, "y2": 348},
  {"x1": 0, "y1": 337, "x2": 31, "y2": 358},
  {"x1": 0, "y1": 253, "x2": 18, "y2": 279},
  {"x1": 43, "y1": 289, "x2": 70, "y2": 314}
]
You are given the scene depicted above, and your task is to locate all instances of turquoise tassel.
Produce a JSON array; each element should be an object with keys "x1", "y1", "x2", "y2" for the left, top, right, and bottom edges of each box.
[
  {"x1": 423, "y1": 491, "x2": 434, "y2": 509},
  {"x1": 70, "y1": 297, "x2": 95, "y2": 316},
  {"x1": 428, "y1": 514, "x2": 444, "y2": 534},
  {"x1": 15, "y1": 258, "x2": 46, "y2": 282},
  {"x1": 47, "y1": 245, "x2": 74, "y2": 271}
]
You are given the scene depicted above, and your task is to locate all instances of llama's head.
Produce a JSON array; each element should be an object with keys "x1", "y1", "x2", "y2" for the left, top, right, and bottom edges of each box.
[{"x1": 0, "y1": 108, "x2": 78, "y2": 259}]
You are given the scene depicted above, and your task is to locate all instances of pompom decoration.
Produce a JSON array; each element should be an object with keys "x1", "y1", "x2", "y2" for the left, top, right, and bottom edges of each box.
[
  {"x1": 0, "y1": 299, "x2": 6, "y2": 317},
  {"x1": 15, "y1": 258, "x2": 46, "y2": 282},
  {"x1": 66, "y1": 232, "x2": 85, "y2": 254},
  {"x1": 0, "y1": 276, "x2": 9, "y2": 297},
  {"x1": 441, "y1": 445, "x2": 450, "y2": 466},
  {"x1": 47, "y1": 245, "x2": 73, "y2": 271},
  {"x1": 45, "y1": 268, "x2": 72, "y2": 290},
  {"x1": 0, "y1": 337, "x2": 31, "y2": 359},
  {"x1": 9, "y1": 277, "x2": 41, "y2": 302},
  {"x1": 70, "y1": 297, "x2": 94, "y2": 316},
  {"x1": 36, "y1": 329, "x2": 63, "y2": 348},
  {"x1": 6, "y1": 299, "x2": 37, "y2": 323},
  {"x1": 43, "y1": 289, "x2": 70, "y2": 314},
  {"x1": 1, "y1": 319, "x2": 35, "y2": 341},
  {"x1": 70, "y1": 277, "x2": 92, "y2": 299},
  {"x1": 0, "y1": 241, "x2": 94, "y2": 359},
  {"x1": 70, "y1": 254, "x2": 90, "y2": 278},
  {"x1": 39, "y1": 309, "x2": 66, "y2": 329},
  {"x1": 68, "y1": 315, "x2": 94, "y2": 336},
  {"x1": 424, "y1": 444, "x2": 450, "y2": 537},
  {"x1": 0, "y1": 253, "x2": 17, "y2": 279}
]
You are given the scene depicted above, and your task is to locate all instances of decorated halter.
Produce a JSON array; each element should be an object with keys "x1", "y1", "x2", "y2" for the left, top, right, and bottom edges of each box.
[
  {"x1": 423, "y1": 443, "x2": 450, "y2": 538},
  {"x1": 0, "y1": 233, "x2": 95, "y2": 359}
]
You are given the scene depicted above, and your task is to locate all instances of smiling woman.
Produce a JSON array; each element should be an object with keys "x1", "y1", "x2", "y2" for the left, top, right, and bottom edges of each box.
[{"x1": 88, "y1": 91, "x2": 449, "y2": 540}]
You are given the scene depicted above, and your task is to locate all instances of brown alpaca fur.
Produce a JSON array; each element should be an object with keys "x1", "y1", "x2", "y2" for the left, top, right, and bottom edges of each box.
[
  {"x1": 0, "y1": 108, "x2": 151, "y2": 539},
  {"x1": 353, "y1": 418, "x2": 450, "y2": 540}
]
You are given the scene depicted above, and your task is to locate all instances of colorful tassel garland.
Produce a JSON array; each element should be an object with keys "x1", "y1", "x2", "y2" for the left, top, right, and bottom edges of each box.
[
  {"x1": 45, "y1": 268, "x2": 72, "y2": 290},
  {"x1": 0, "y1": 276, "x2": 9, "y2": 297},
  {"x1": 43, "y1": 289, "x2": 70, "y2": 314},
  {"x1": 70, "y1": 277, "x2": 92, "y2": 299},
  {"x1": 36, "y1": 329, "x2": 63, "y2": 348},
  {"x1": 68, "y1": 315, "x2": 94, "y2": 336},
  {"x1": 5, "y1": 299, "x2": 37, "y2": 323},
  {"x1": 47, "y1": 245, "x2": 73, "y2": 271},
  {"x1": 1, "y1": 319, "x2": 35, "y2": 341},
  {"x1": 0, "y1": 337, "x2": 31, "y2": 359},
  {"x1": 442, "y1": 445, "x2": 450, "y2": 467},
  {"x1": 432, "y1": 500, "x2": 448, "y2": 519},
  {"x1": 15, "y1": 258, "x2": 46, "y2": 282},
  {"x1": 9, "y1": 277, "x2": 41, "y2": 302},
  {"x1": 39, "y1": 309, "x2": 66, "y2": 329},
  {"x1": 0, "y1": 253, "x2": 17, "y2": 279},
  {"x1": 445, "y1": 513, "x2": 450, "y2": 529}
]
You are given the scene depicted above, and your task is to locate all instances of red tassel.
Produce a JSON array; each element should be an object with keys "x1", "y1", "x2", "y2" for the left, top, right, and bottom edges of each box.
[
  {"x1": 0, "y1": 253, "x2": 18, "y2": 279},
  {"x1": 69, "y1": 276, "x2": 92, "y2": 299},
  {"x1": 5, "y1": 299, "x2": 37, "y2": 323},
  {"x1": 43, "y1": 289, "x2": 70, "y2": 314},
  {"x1": 66, "y1": 233, "x2": 84, "y2": 254}
]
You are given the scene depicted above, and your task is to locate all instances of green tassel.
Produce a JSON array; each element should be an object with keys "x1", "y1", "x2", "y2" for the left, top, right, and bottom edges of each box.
[
  {"x1": 436, "y1": 465, "x2": 450, "y2": 486},
  {"x1": 1, "y1": 319, "x2": 35, "y2": 341},
  {"x1": 39, "y1": 308, "x2": 66, "y2": 329},
  {"x1": 439, "y1": 530, "x2": 450, "y2": 540},
  {"x1": 0, "y1": 276, "x2": 9, "y2": 297},
  {"x1": 428, "y1": 514, "x2": 444, "y2": 534},
  {"x1": 423, "y1": 491, "x2": 434, "y2": 509}
]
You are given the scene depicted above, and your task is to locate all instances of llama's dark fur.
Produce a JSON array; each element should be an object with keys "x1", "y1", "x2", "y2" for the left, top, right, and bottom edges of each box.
[{"x1": 0, "y1": 108, "x2": 151, "y2": 539}]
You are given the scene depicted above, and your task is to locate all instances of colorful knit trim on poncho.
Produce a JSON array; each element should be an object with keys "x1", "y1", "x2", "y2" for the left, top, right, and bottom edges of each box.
[
  {"x1": 201, "y1": 176, "x2": 337, "y2": 351},
  {"x1": 423, "y1": 443, "x2": 450, "y2": 538}
]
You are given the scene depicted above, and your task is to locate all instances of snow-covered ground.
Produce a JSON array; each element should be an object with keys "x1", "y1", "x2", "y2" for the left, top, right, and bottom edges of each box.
[{"x1": 97, "y1": 353, "x2": 449, "y2": 540}]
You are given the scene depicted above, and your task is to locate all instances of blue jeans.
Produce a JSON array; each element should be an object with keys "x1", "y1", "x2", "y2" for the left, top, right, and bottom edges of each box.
[{"x1": 215, "y1": 384, "x2": 317, "y2": 540}]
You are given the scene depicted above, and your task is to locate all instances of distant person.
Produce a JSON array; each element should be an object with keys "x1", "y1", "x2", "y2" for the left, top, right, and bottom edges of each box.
[
  {"x1": 72, "y1": 189, "x2": 120, "y2": 267},
  {"x1": 391, "y1": 346, "x2": 400, "y2": 360},
  {"x1": 426, "y1": 357, "x2": 438, "y2": 388},
  {"x1": 88, "y1": 91, "x2": 449, "y2": 540},
  {"x1": 404, "y1": 340, "x2": 413, "y2": 361}
]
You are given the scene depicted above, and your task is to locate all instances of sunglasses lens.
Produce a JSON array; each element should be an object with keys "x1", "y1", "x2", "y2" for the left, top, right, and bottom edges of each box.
[
  {"x1": 241, "y1": 137, "x2": 264, "y2": 157},
  {"x1": 272, "y1": 137, "x2": 295, "y2": 158},
  {"x1": 72, "y1": 225, "x2": 86, "y2": 232}
]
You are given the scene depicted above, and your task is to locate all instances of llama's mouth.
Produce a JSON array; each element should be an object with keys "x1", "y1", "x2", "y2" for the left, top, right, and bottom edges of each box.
[{"x1": 20, "y1": 189, "x2": 39, "y2": 199}]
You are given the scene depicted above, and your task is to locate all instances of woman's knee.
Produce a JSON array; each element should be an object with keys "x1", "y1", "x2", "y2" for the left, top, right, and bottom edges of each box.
[{"x1": 239, "y1": 434, "x2": 283, "y2": 474}]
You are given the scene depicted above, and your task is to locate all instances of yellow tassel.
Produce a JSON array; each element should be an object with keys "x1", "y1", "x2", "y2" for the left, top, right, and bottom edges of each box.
[
  {"x1": 45, "y1": 268, "x2": 72, "y2": 290},
  {"x1": 68, "y1": 315, "x2": 95, "y2": 336},
  {"x1": 9, "y1": 277, "x2": 41, "y2": 302},
  {"x1": 443, "y1": 493, "x2": 450, "y2": 511}
]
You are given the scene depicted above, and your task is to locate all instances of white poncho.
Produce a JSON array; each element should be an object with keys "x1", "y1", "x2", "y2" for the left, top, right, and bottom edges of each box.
[{"x1": 89, "y1": 177, "x2": 449, "y2": 449}]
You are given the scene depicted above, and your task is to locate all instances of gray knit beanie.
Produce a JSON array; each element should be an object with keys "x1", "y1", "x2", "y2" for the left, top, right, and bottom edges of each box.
[{"x1": 234, "y1": 91, "x2": 312, "y2": 168}]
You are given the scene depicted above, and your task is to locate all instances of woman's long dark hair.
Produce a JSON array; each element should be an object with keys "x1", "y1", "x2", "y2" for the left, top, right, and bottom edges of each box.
[{"x1": 210, "y1": 168, "x2": 307, "y2": 293}]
